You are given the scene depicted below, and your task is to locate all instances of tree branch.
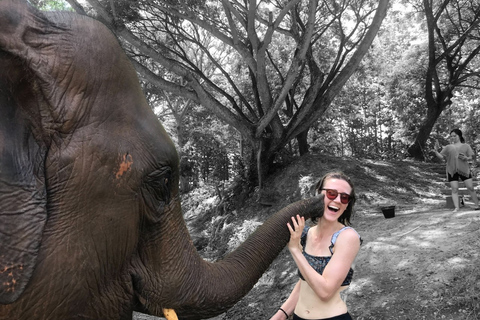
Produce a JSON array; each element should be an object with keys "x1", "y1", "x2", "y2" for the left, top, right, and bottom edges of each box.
[
  {"x1": 83, "y1": 0, "x2": 256, "y2": 140},
  {"x1": 255, "y1": 0, "x2": 318, "y2": 138},
  {"x1": 284, "y1": 0, "x2": 390, "y2": 142}
]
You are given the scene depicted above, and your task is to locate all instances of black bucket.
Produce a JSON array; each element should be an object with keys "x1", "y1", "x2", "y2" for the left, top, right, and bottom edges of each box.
[{"x1": 381, "y1": 206, "x2": 395, "y2": 219}]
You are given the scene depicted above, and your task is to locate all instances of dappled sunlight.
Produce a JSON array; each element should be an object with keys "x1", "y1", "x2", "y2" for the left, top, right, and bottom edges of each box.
[
  {"x1": 355, "y1": 208, "x2": 477, "y2": 287},
  {"x1": 297, "y1": 174, "x2": 316, "y2": 198},
  {"x1": 227, "y1": 219, "x2": 262, "y2": 251},
  {"x1": 363, "y1": 241, "x2": 403, "y2": 252},
  {"x1": 446, "y1": 256, "x2": 469, "y2": 269},
  {"x1": 204, "y1": 196, "x2": 217, "y2": 205},
  {"x1": 454, "y1": 210, "x2": 480, "y2": 218},
  {"x1": 410, "y1": 185, "x2": 444, "y2": 198},
  {"x1": 350, "y1": 207, "x2": 480, "y2": 319},
  {"x1": 358, "y1": 191, "x2": 391, "y2": 205},
  {"x1": 414, "y1": 238, "x2": 440, "y2": 248},
  {"x1": 363, "y1": 166, "x2": 389, "y2": 182},
  {"x1": 420, "y1": 228, "x2": 448, "y2": 241},
  {"x1": 399, "y1": 235, "x2": 444, "y2": 252},
  {"x1": 407, "y1": 164, "x2": 430, "y2": 177},
  {"x1": 396, "y1": 257, "x2": 415, "y2": 269},
  {"x1": 349, "y1": 276, "x2": 374, "y2": 290},
  {"x1": 364, "y1": 159, "x2": 390, "y2": 167},
  {"x1": 347, "y1": 276, "x2": 375, "y2": 299},
  {"x1": 254, "y1": 268, "x2": 276, "y2": 287},
  {"x1": 256, "y1": 256, "x2": 298, "y2": 288}
]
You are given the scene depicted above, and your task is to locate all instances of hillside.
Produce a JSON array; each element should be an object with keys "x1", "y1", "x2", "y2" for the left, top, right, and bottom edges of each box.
[{"x1": 135, "y1": 153, "x2": 480, "y2": 320}]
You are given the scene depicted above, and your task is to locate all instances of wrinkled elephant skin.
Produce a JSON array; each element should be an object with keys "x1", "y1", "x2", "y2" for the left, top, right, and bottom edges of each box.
[{"x1": 0, "y1": 1, "x2": 324, "y2": 319}]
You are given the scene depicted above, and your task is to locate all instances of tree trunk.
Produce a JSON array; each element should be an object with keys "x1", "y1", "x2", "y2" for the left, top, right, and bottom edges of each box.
[
  {"x1": 253, "y1": 134, "x2": 278, "y2": 190},
  {"x1": 297, "y1": 129, "x2": 310, "y2": 156},
  {"x1": 407, "y1": 100, "x2": 446, "y2": 160}
]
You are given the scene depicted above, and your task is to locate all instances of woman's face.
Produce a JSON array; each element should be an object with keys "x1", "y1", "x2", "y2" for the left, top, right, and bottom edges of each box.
[
  {"x1": 320, "y1": 178, "x2": 352, "y2": 223},
  {"x1": 450, "y1": 132, "x2": 461, "y2": 143}
]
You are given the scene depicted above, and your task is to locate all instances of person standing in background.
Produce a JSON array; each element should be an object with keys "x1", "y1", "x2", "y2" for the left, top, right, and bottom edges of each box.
[{"x1": 434, "y1": 128, "x2": 480, "y2": 212}]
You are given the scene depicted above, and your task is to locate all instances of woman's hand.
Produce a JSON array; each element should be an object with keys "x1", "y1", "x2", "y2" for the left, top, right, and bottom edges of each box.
[
  {"x1": 458, "y1": 153, "x2": 468, "y2": 161},
  {"x1": 287, "y1": 215, "x2": 304, "y2": 253},
  {"x1": 434, "y1": 139, "x2": 441, "y2": 151}
]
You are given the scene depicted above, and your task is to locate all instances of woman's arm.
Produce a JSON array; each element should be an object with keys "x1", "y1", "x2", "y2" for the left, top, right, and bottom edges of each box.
[
  {"x1": 434, "y1": 149, "x2": 445, "y2": 161},
  {"x1": 461, "y1": 144, "x2": 475, "y2": 161},
  {"x1": 287, "y1": 216, "x2": 361, "y2": 301},
  {"x1": 269, "y1": 280, "x2": 301, "y2": 320},
  {"x1": 434, "y1": 140, "x2": 446, "y2": 161},
  {"x1": 290, "y1": 229, "x2": 360, "y2": 300}
]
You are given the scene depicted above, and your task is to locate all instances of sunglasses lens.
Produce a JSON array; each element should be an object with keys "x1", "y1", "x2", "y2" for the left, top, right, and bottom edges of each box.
[
  {"x1": 340, "y1": 194, "x2": 350, "y2": 204},
  {"x1": 325, "y1": 189, "x2": 338, "y2": 200},
  {"x1": 323, "y1": 189, "x2": 350, "y2": 204}
]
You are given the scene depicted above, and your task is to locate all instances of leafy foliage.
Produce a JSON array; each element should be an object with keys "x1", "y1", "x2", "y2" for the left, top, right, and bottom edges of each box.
[
  {"x1": 29, "y1": 0, "x2": 72, "y2": 10},
  {"x1": 32, "y1": 0, "x2": 480, "y2": 185}
]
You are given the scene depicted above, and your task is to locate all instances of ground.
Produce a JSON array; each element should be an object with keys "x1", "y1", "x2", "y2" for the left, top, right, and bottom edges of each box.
[{"x1": 135, "y1": 153, "x2": 480, "y2": 320}]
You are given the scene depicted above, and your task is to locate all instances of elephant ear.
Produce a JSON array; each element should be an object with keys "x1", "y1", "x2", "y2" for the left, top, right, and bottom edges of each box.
[{"x1": 0, "y1": 57, "x2": 48, "y2": 303}]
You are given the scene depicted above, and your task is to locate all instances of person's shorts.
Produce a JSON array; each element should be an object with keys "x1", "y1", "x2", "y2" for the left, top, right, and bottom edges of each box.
[
  {"x1": 293, "y1": 313, "x2": 352, "y2": 320},
  {"x1": 448, "y1": 172, "x2": 472, "y2": 182}
]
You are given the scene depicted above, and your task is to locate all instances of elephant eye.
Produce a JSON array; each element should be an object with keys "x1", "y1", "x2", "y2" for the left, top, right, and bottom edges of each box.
[{"x1": 141, "y1": 168, "x2": 172, "y2": 217}]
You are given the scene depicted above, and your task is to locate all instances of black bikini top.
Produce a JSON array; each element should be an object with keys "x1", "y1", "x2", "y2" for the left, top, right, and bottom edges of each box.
[{"x1": 298, "y1": 226, "x2": 362, "y2": 286}]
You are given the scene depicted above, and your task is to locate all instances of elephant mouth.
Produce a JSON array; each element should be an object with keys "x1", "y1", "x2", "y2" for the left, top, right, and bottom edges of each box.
[{"x1": 131, "y1": 270, "x2": 152, "y2": 314}]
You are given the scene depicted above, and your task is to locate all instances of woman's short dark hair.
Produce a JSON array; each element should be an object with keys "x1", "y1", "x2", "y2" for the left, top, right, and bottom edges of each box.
[
  {"x1": 450, "y1": 128, "x2": 465, "y2": 143},
  {"x1": 313, "y1": 171, "x2": 356, "y2": 226}
]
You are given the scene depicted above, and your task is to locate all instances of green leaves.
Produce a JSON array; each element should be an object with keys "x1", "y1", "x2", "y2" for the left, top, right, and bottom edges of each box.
[{"x1": 29, "y1": 0, "x2": 73, "y2": 11}]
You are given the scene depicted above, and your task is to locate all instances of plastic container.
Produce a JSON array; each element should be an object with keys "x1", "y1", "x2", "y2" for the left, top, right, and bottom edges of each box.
[{"x1": 381, "y1": 206, "x2": 395, "y2": 219}]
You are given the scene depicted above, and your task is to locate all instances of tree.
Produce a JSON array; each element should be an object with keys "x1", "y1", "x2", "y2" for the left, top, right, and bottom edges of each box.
[
  {"x1": 407, "y1": 0, "x2": 480, "y2": 160},
  {"x1": 64, "y1": 0, "x2": 389, "y2": 189},
  {"x1": 307, "y1": 3, "x2": 419, "y2": 160},
  {"x1": 369, "y1": 2, "x2": 428, "y2": 158}
]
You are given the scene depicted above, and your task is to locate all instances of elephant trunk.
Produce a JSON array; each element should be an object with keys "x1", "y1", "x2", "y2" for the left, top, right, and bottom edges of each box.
[{"x1": 138, "y1": 195, "x2": 324, "y2": 320}]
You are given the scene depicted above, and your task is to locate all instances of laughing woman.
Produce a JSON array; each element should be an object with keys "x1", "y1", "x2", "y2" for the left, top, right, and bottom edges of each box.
[{"x1": 271, "y1": 171, "x2": 362, "y2": 320}]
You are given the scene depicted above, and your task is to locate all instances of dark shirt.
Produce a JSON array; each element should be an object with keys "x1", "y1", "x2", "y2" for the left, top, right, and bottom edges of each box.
[{"x1": 298, "y1": 226, "x2": 362, "y2": 286}]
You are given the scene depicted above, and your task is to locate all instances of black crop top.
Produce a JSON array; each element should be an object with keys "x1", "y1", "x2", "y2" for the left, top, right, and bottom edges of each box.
[{"x1": 298, "y1": 226, "x2": 362, "y2": 286}]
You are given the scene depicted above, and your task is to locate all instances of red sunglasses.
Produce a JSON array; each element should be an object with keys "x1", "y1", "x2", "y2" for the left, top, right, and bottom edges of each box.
[{"x1": 322, "y1": 189, "x2": 351, "y2": 204}]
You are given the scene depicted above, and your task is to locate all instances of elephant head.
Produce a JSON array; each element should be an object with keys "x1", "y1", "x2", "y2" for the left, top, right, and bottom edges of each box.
[{"x1": 0, "y1": 1, "x2": 323, "y2": 319}]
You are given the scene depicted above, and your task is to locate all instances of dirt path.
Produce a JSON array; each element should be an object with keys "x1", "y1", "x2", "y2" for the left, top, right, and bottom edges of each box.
[{"x1": 349, "y1": 205, "x2": 480, "y2": 320}]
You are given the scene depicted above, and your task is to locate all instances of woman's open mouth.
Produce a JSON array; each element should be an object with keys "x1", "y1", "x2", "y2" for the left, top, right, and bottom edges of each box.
[{"x1": 328, "y1": 205, "x2": 339, "y2": 212}]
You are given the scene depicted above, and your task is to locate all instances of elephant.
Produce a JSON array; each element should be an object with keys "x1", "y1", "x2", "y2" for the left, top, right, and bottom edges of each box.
[{"x1": 0, "y1": 1, "x2": 324, "y2": 319}]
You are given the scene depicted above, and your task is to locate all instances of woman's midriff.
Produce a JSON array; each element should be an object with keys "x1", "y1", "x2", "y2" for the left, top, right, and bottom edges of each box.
[{"x1": 294, "y1": 280, "x2": 348, "y2": 319}]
